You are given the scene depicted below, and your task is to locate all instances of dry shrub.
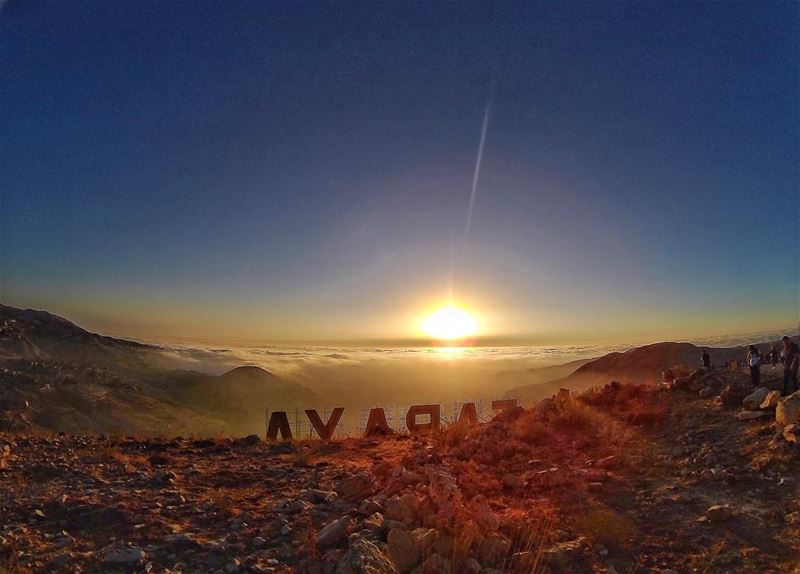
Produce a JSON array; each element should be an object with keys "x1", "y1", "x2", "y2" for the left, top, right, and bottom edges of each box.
[
  {"x1": 435, "y1": 419, "x2": 473, "y2": 449},
  {"x1": 513, "y1": 399, "x2": 624, "y2": 452},
  {"x1": 574, "y1": 507, "x2": 635, "y2": 549},
  {"x1": 297, "y1": 513, "x2": 321, "y2": 560},
  {"x1": 582, "y1": 382, "x2": 668, "y2": 428},
  {"x1": 500, "y1": 507, "x2": 555, "y2": 568}
]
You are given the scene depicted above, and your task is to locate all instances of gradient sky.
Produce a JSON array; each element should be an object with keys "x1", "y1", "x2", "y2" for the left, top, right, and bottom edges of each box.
[{"x1": 1, "y1": 1, "x2": 798, "y2": 344}]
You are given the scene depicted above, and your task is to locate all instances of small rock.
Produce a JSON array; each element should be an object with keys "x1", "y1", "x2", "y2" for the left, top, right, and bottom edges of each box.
[{"x1": 316, "y1": 516, "x2": 352, "y2": 549}]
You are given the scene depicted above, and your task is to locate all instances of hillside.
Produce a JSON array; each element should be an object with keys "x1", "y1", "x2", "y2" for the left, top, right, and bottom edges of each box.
[
  {"x1": 1, "y1": 373, "x2": 798, "y2": 573},
  {"x1": 508, "y1": 340, "x2": 797, "y2": 404},
  {"x1": 0, "y1": 306, "x2": 317, "y2": 436}
]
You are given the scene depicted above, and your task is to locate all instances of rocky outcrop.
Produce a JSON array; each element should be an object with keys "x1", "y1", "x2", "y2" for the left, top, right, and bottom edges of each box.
[{"x1": 776, "y1": 391, "x2": 800, "y2": 425}]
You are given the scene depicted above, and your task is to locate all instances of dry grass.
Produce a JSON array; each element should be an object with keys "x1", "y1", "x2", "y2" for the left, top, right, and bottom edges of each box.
[
  {"x1": 512, "y1": 397, "x2": 628, "y2": 453},
  {"x1": 581, "y1": 382, "x2": 668, "y2": 428},
  {"x1": 0, "y1": 538, "x2": 21, "y2": 574}
]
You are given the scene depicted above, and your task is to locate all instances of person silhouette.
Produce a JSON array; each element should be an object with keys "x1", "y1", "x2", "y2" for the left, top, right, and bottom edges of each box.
[
  {"x1": 781, "y1": 336, "x2": 798, "y2": 396},
  {"x1": 746, "y1": 345, "x2": 761, "y2": 387}
]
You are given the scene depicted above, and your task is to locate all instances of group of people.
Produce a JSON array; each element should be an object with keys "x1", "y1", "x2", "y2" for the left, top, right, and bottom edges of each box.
[{"x1": 740, "y1": 336, "x2": 798, "y2": 396}]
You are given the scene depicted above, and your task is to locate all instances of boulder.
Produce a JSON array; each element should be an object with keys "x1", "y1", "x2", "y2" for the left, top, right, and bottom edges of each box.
[
  {"x1": 776, "y1": 392, "x2": 800, "y2": 425},
  {"x1": 316, "y1": 516, "x2": 352, "y2": 549},
  {"x1": 742, "y1": 387, "x2": 769, "y2": 411},
  {"x1": 760, "y1": 390, "x2": 782, "y2": 410},
  {"x1": 387, "y1": 528, "x2": 419, "y2": 573},
  {"x1": 336, "y1": 537, "x2": 398, "y2": 574}
]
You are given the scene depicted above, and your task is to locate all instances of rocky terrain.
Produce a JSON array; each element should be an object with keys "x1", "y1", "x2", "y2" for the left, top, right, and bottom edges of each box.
[{"x1": 2, "y1": 366, "x2": 798, "y2": 574}]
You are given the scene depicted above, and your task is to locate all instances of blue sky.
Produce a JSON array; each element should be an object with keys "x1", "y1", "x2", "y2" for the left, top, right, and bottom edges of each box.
[{"x1": 1, "y1": 1, "x2": 798, "y2": 343}]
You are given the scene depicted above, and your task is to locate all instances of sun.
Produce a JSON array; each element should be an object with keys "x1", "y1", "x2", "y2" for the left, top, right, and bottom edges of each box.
[{"x1": 421, "y1": 305, "x2": 478, "y2": 341}]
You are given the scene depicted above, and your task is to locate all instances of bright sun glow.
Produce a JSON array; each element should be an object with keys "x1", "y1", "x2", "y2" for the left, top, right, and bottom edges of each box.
[{"x1": 421, "y1": 305, "x2": 478, "y2": 340}]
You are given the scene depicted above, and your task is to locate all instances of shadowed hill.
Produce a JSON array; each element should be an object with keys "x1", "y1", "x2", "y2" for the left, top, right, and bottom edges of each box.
[
  {"x1": 0, "y1": 304, "x2": 162, "y2": 373},
  {"x1": 0, "y1": 306, "x2": 318, "y2": 436}
]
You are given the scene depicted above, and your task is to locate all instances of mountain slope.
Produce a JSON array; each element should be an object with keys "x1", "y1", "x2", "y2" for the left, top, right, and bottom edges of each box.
[
  {"x1": 0, "y1": 305, "x2": 317, "y2": 436},
  {"x1": 508, "y1": 339, "x2": 798, "y2": 404}
]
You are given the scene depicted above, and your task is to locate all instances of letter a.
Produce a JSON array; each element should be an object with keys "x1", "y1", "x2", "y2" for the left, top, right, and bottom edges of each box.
[
  {"x1": 457, "y1": 402, "x2": 479, "y2": 427},
  {"x1": 364, "y1": 407, "x2": 392, "y2": 437},
  {"x1": 406, "y1": 404, "x2": 441, "y2": 435},
  {"x1": 491, "y1": 399, "x2": 517, "y2": 413},
  {"x1": 266, "y1": 411, "x2": 293, "y2": 441},
  {"x1": 305, "y1": 408, "x2": 344, "y2": 440}
]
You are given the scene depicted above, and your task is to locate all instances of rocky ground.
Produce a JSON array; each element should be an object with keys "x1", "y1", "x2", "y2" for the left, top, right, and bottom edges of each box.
[{"x1": 1, "y1": 369, "x2": 798, "y2": 574}]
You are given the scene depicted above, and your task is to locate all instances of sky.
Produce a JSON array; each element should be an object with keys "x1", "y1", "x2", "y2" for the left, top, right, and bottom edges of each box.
[{"x1": 1, "y1": 1, "x2": 798, "y2": 345}]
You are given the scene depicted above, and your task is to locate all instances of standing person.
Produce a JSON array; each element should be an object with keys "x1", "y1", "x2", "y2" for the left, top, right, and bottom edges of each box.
[
  {"x1": 747, "y1": 345, "x2": 761, "y2": 387},
  {"x1": 702, "y1": 349, "x2": 711, "y2": 371},
  {"x1": 781, "y1": 336, "x2": 798, "y2": 396},
  {"x1": 771, "y1": 345, "x2": 780, "y2": 369}
]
